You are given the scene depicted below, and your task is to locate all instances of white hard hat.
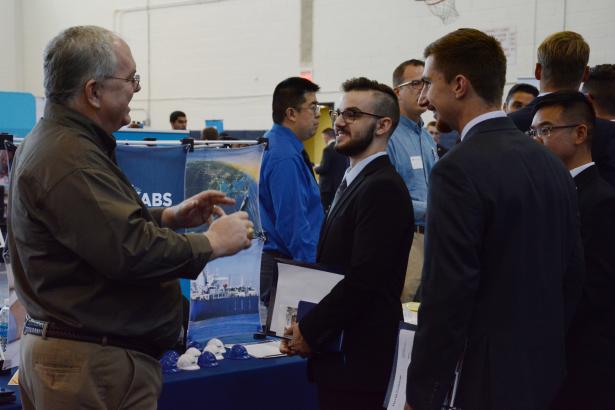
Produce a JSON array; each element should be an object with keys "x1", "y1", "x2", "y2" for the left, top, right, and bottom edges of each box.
[{"x1": 177, "y1": 353, "x2": 200, "y2": 371}]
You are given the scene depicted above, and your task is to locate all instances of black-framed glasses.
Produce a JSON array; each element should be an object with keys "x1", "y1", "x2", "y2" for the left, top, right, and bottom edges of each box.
[
  {"x1": 526, "y1": 124, "x2": 580, "y2": 139},
  {"x1": 105, "y1": 73, "x2": 141, "y2": 92},
  {"x1": 329, "y1": 108, "x2": 385, "y2": 123},
  {"x1": 396, "y1": 79, "x2": 425, "y2": 91}
]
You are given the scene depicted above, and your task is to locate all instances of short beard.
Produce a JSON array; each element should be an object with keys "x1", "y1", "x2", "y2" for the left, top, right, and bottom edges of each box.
[{"x1": 334, "y1": 122, "x2": 376, "y2": 157}]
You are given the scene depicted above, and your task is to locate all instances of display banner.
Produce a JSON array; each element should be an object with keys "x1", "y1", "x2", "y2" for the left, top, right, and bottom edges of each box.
[
  {"x1": 186, "y1": 144, "x2": 265, "y2": 343},
  {"x1": 116, "y1": 144, "x2": 188, "y2": 207}
]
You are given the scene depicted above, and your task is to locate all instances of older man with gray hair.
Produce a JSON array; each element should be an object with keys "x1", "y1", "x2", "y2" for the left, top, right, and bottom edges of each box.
[{"x1": 8, "y1": 26, "x2": 253, "y2": 409}]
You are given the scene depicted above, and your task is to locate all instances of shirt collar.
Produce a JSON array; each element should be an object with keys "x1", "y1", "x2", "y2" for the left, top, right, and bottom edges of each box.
[
  {"x1": 270, "y1": 123, "x2": 304, "y2": 153},
  {"x1": 343, "y1": 151, "x2": 387, "y2": 187},
  {"x1": 399, "y1": 115, "x2": 423, "y2": 131},
  {"x1": 44, "y1": 102, "x2": 117, "y2": 156},
  {"x1": 570, "y1": 162, "x2": 595, "y2": 178},
  {"x1": 460, "y1": 110, "x2": 507, "y2": 141}
]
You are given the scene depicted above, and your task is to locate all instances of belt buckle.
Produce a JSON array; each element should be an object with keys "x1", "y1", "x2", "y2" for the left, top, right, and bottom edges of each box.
[{"x1": 41, "y1": 321, "x2": 49, "y2": 339}]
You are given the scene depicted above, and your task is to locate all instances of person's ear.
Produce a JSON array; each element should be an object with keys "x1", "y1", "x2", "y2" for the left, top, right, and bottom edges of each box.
[
  {"x1": 535, "y1": 63, "x2": 542, "y2": 81},
  {"x1": 84, "y1": 79, "x2": 102, "y2": 109},
  {"x1": 375, "y1": 117, "x2": 393, "y2": 137},
  {"x1": 574, "y1": 124, "x2": 589, "y2": 146},
  {"x1": 285, "y1": 107, "x2": 297, "y2": 123},
  {"x1": 452, "y1": 75, "x2": 469, "y2": 100},
  {"x1": 394, "y1": 86, "x2": 402, "y2": 99},
  {"x1": 581, "y1": 66, "x2": 589, "y2": 83}
]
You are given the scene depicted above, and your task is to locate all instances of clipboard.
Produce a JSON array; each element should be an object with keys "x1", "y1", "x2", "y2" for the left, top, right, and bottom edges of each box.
[
  {"x1": 264, "y1": 258, "x2": 344, "y2": 340},
  {"x1": 384, "y1": 322, "x2": 417, "y2": 410},
  {"x1": 385, "y1": 321, "x2": 464, "y2": 410}
]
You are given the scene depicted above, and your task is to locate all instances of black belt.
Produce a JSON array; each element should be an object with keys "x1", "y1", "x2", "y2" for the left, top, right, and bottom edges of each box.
[
  {"x1": 415, "y1": 225, "x2": 425, "y2": 234},
  {"x1": 23, "y1": 318, "x2": 163, "y2": 359}
]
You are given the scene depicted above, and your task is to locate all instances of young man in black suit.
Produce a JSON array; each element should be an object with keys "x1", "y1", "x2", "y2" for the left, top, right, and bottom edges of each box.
[
  {"x1": 405, "y1": 29, "x2": 584, "y2": 410},
  {"x1": 530, "y1": 91, "x2": 615, "y2": 410},
  {"x1": 314, "y1": 127, "x2": 348, "y2": 212},
  {"x1": 281, "y1": 77, "x2": 414, "y2": 410},
  {"x1": 508, "y1": 31, "x2": 615, "y2": 189}
]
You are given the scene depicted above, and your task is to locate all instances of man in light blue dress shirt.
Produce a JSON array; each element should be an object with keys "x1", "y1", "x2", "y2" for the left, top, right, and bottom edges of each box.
[{"x1": 387, "y1": 59, "x2": 438, "y2": 301}]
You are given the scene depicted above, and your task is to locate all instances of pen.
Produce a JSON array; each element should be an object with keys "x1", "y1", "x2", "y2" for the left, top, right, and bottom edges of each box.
[
  {"x1": 275, "y1": 335, "x2": 293, "y2": 341},
  {"x1": 239, "y1": 195, "x2": 249, "y2": 212}
]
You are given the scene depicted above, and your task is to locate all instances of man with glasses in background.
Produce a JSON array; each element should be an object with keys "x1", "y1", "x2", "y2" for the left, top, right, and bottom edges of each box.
[
  {"x1": 8, "y1": 26, "x2": 252, "y2": 409},
  {"x1": 530, "y1": 91, "x2": 615, "y2": 410},
  {"x1": 509, "y1": 31, "x2": 615, "y2": 189},
  {"x1": 259, "y1": 77, "x2": 324, "y2": 308},
  {"x1": 387, "y1": 59, "x2": 438, "y2": 302},
  {"x1": 281, "y1": 77, "x2": 413, "y2": 410}
]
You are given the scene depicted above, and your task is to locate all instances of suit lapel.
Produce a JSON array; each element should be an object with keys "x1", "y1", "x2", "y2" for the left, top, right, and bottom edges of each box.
[{"x1": 318, "y1": 156, "x2": 389, "y2": 256}]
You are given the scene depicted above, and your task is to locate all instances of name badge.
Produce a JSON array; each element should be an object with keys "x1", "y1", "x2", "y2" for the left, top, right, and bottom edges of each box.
[{"x1": 410, "y1": 156, "x2": 424, "y2": 170}]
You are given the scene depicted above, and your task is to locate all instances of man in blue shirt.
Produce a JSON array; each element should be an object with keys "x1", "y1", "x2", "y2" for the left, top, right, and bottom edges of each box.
[
  {"x1": 387, "y1": 59, "x2": 438, "y2": 302},
  {"x1": 259, "y1": 77, "x2": 324, "y2": 305}
]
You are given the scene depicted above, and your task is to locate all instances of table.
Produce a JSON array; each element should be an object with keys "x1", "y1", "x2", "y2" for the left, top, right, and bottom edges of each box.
[
  {"x1": 0, "y1": 354, "x2": 318, "y2": 410},
  {"x1": 0, "y1": 370, "x2": 20, "y2": 410},
  {"x1": 160, "y1": 354, "x2": 318, "y2": 410}
]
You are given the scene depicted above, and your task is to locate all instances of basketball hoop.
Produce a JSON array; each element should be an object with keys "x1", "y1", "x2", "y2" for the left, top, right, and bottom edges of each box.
[{"x1": 423, "y1": 0, "x2": 459, "y2": 25}]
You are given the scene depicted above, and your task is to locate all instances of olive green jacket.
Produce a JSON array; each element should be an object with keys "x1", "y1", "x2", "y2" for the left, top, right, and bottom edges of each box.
[{"x1": 8, "y1": 103, "x2": 212, "y2": 351}]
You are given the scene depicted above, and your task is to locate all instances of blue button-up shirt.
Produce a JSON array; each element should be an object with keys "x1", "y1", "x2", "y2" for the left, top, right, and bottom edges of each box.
[
  {"x1": 259, "y1": 124, "x2": 324, "y2": 262},
  {"x1": 386, "y1": 116, "x2": 438, "y2": 226}
]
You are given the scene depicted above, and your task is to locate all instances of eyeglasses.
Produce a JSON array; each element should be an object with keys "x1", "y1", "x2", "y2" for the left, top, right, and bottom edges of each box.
[
  {"x1": 526, "y1": 124, "x2": 580, "y2": 139},
  {"x1": 296, "y1": 103, "x2": 322, "y2": 115},
  {"x1": 329, "y1": 109, "x2": 385, "y2": 123},
  {"x1": 105, "y1": 73, "x2": 141, "y2": 92},
  {"x1": 396, "y1": 79, "x2": 425, "y2": 91}
]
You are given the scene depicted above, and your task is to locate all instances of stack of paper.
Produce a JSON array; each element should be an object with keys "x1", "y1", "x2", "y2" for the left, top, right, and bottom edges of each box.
[{"x1": 243, "y1": 340, "x2": 286, "y2": 359}]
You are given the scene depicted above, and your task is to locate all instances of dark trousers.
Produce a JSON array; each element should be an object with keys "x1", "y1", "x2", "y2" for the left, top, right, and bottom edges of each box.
[
  {"x1": 317, "y1": 385, "x2": 385, "y2": 410},
  {"x1": 260, "y1": 250, "x2": 289, "y2": 307}
]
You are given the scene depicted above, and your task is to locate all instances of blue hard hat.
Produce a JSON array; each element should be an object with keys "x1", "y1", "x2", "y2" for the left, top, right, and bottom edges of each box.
[
  {"x1": 227, "y1": 344, "x2": 251, "y2": 360},
  {"x1": 198, "y1": 351, "x2": 219, "y2": 368},
  {"x1": 186, "y1": 340, "x2": 204, "y2": 352},
  {"x1": 160, "y1": 350, "x2": 180, "y2": 374}
]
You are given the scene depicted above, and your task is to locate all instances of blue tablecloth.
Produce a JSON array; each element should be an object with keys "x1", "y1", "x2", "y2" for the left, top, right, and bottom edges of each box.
[
  {"x1": 0, "y1": 354, "x2": 318, "y2": 410},
  {"x1": 0, "y1": 370, "x2": 20, "y2": 410},
  {"x1": 160, "y1": 354, "x2": 318, "y2": 410}
]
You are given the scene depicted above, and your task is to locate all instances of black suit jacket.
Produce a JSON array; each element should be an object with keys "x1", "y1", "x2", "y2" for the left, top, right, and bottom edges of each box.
[
  {"x1": 406, "y1": 117, "x2": 585, "y2": 410},
  {"x1": 509, "y1": 96, "x2": 615, "y2": 189},
  {"x1": 315, "y1": 142, "x2": 348, "y2": 194},
  {"x1": 551, "y1": 165, "x2": 615, "y2": 409},
  {"x1": 299, "y1": 155, "x2": 414, "y2": 393}
]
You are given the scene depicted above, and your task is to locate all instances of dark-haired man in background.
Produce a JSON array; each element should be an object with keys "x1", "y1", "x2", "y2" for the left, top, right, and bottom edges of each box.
[
  {"x1": 259, "y1": 77, "x2": 324, "y2": 305},
  {"x1": 405, "y1": 29, "x2": 583, "y2": 410},
  {"x1": 530, "y1": 91, "x2": 615, "y2": 410},
  {"x1": 282, "y1": 77, "x2": 413, "y2": 410},
  {"x1": 582, "y1": 64, "x2": 615, "y2": 121},
  {"x1": 509, "y1": 31, "x2": 615, "y2": 189},
  {"x1": 314, "y1": 127, "x2": 348, "y2": 211},
  {"x1": 502, "y1": 82, "x2": 538, "y2": 113},
  {"x1": 169, "y1": 110, "x2": 187, "y2": 130}
]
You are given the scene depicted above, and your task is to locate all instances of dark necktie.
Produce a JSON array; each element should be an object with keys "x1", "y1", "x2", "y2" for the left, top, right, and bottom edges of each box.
[
  {"x1": 301, "y1": 149, "x2": 316, "y2": 180},
  {"x1": 329, "y1": 178, "x2": 347, "y2": 213}
]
